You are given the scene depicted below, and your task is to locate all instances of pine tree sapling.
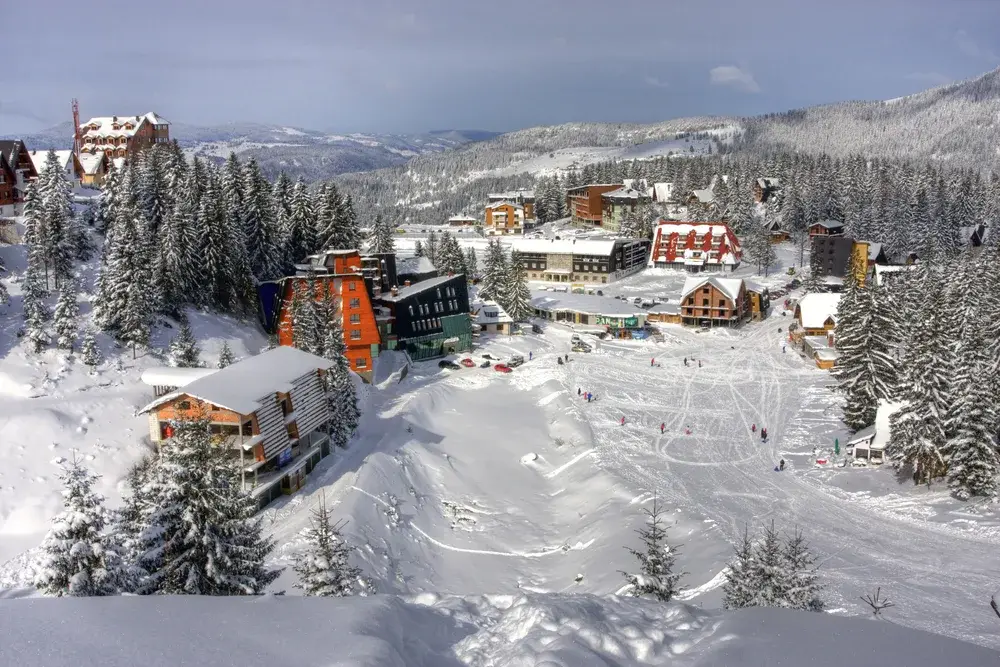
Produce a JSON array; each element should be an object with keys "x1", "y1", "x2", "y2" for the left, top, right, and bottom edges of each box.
[
  {"x1": 620, "y1": 495, "x2": 683, "y2": 601},
  {"x1": 722, "y1": 526, "x2": 758, "y2": 610},
  {"x1": 34, "y1": 457, "x2": 126, "y2": 596},
  {"x1": 218, "y1": 341, "x2": 236, "y2": 368},
  {"x1": 81, "y1": 329, "x2": 102, "y2": 368},
  {"x1": 293, "y1": 495, "x2": 370, "y2": 597},
  {"x1": 167, "y1": 322, "x2": 202, "y2": 368},
  {"x1": 53, "y1": 283, "x2": 81, "y2": 352}
]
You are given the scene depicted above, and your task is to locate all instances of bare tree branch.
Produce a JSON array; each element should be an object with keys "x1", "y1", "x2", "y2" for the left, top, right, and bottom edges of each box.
[{"x1": 861, "y1": 587, "x2": 895, "y2": 618}]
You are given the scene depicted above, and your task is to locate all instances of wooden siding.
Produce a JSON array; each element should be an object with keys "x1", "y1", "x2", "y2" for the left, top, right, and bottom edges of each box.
[
  {"x1": 255, "y1": 392, "x2": 290, "y2": 460},
  {"x1": 289, "y1": 371, "x2": 329, "y2": 439},
  {"x1": 681, "y1": 283, "x2": 748, "y2": 321},
  {"x1": 155, "y1": 396, "x2": 243, "y2": 424}
]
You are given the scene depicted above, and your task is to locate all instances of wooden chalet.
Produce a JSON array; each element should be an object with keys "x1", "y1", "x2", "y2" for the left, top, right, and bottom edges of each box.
[
  {"x1": 793, "y1": 293, "x2": 841, "y2": 337},
  {"x1": 138, "y1": 347, "x2": 335, "y2": 509},
  {"x1": 809, "y1": 220, "x2": 844, "y2": 237},
  {"x1": 0, "y1": 140, "x2": 38, "y2": 216},
  {"x1": 679, "y1": 276, "x2": 748, "y2": 327},
  {"x1": 746, "y1": 282, "x2": 770, "y2": 321},
  {"x1": 753, "y1": 178, "x2": 781, "y2": 203},
  {"x1": 79, "y1": 112, "x2": 170, "y2": 164},
  {"x1": 28, "y1": 149, "x2": 83, "y2": 187}
]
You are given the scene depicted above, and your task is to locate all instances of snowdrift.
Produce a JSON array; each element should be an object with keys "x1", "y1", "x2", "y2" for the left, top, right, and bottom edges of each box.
[{"x1": 1, "y1": 593, "x2": 996, "y2": 667}]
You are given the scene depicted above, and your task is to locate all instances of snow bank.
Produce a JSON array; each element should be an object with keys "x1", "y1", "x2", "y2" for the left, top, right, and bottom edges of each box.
[{"x1": 1, "y1": 594, "x2": 995, "y2": 667}]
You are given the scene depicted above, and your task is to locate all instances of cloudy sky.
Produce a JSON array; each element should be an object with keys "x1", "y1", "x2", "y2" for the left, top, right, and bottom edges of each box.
[{"x1": 4, "y1": 0, "x2": 1000, "y2": 136}]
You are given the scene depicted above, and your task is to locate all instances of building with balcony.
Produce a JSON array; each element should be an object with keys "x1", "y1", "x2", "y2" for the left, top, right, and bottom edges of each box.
[
  {"x1": 137, "y1": 346, "x2": 335, "y2": 510},
  {"x1": 78, "y1": 112, "x2": 170, "y2": 164},
  {"x1": 506, "y1": 237, "x2": 650, "y2": 285},
  {"x1": 566, "y1": 184, "x2": 621, "y2": 227},
  {"x1": 0, "y1": 140, "x2": 38, "y2": 216},
  {"x1": 487, "y1": 189, "x2": 535, "y2": 220},
  {"x1": 601, "y1": 186, "x2": 651, "y2": 233},
  {"x1": 378, "y1": 274, "x2": 472, "y2": 360},
  {"x1": 484, "y1": 200, "x2": 525, "y2": 235},
  {"x1": 648, "y1": 221, "x2": 741, "y2": 272},
  {"x1": 679, "y1": 276, "x2": 749, "y2": 327}
]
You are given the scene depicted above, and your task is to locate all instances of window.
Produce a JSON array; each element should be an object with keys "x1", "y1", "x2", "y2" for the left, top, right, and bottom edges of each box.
[
  {"x1": 349, "y1": 298, "x2": 360, "y2": 309},
  {"x1": 348, "y1": 281, "x2": 356, "y2": 291},
  {"x1": 600, "y1": 265, "x2": 607, "y2": 272},
  {"x1": 178, "y1": 400, "x2": 191, "y2": 410},
  {"x1": 435, "y1": 301, "x2": 442, "y2": 313},
  {"x1": 350, "y1": 329, "x2": 361, "y2": 340},
  {"x1": 702, "y1": 288, "x2": 710, "y2": 294},
  {"x1": 350, "y1": 313, "x2": 361, "y2": 324},
  {"x1": 408, "y1": 305, "x2": 414, "y2": 316},
  {"x1": 702, "y1": 299, "x2": 709, "y2": 306},
  {"x1": 355, "y1": 358, "x2": 367, "y2": 369},
  {"x1": 436, "y1": 288, "x2": 442, "y2": 298},
  {"x1": 574, "y1": 265, "x2": 582, "y2": 271}
]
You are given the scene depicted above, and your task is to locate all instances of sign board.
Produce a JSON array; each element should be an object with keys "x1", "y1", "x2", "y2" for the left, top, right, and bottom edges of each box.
[
  {"x1": 277, "y1": 447, "x2": 293, "y2": 467},
  {"x1": 597, "y1": 316, "x2": 640, "y2": 327}
]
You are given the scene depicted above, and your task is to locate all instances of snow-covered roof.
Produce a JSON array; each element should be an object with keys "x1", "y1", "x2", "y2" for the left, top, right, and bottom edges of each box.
[
  {"x1": 873, "y1": 263, "x2": 917, "y2": 286},
  {"x1": 653, "y1": 221, "x2": 732, "y2": 237},
  {"x1": 472, "y1": 299, "x2": 513, "y2": 325},
  {"x1": 602, "y1": 187, "x2": 647, "y2": 200},
  {"x1": 80, "y1": 112, "x2": 169, "y2": 139},
  {"x1": 382, "y1": 274, "x2": 459, "y2": 302},
  {"x1": 113, "y1": 157, "x2": 126, "y2": 170},
  {"x1": 486, "y1": 200, "x2": 524, "y2": 211},
  {"x1": 865, "y1": 242, "x2": 883, "y2": 261},
  {"x1": 647, "y1": 302, "x2": 680, "y2": 315},
  {"x1": 681, "y1": 276, "x2": 744, "y2": 303},
  {"x1": 487, "y1": 189, "x2": 534, "y2": 200},
  {"x1": 531, "y1": 291, "x2": 644, "y2": 318},
  {"x1": 448, "y1": 215, "x2": 478, "y2": 222},
  {"x1": 652, "y1": 182, "x2": 674, "y2": 201},
  {"x1": 691, "y1": 188, "x2": 715, "y2": 204},
  {"x1": 28, "y1": 150, "x2": 74, "y2": 176},
  {"x1": 744, "y1": 280, "x2": 768, "y2": 294},
  {"x1": 812, "y1": 220, "x2": 844, "y2": 230},
  {"x1": 140, "y1": 367, "x2": 218, "y2": 388},
  {"x1": 505, "y1": 237, "x2": 618, "y2": 256},
  {"x1": 144, "y1": 112, "x2": 170, "y2": 126},
  {"x1": 78, "y1": 152, "x2": 106, "y2": 175},
  {"x1": 795, "y1": 293, "x2": 842, "y2": 329},
  {"x1": 756, "y1": 177, "x2": 780, "y2": 189},
  {"x1": 397, "y1": 255, "x2": 437, "y2": 275},
  {"x1": 138, "y1": 347, "x2": 333, "y2": 416}
]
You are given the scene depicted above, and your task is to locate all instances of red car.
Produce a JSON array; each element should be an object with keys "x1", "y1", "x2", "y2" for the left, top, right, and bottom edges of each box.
[
  {"x1": 494, "y1": 363, "x2": 512, "y2": 373},
  {"x1": 460, "y1": 358, "x2": 475, "y2": 368}
]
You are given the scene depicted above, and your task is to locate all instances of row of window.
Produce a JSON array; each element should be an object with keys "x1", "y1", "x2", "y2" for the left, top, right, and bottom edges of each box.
[
  {"x1": 573, "y1": 264, "x2": 609, "y2": 273},
  {"x1": 413, "y1": 318, "x2": 441, "y2": 332},
  {"x1": 529, "y1": 273, "x2": 608, "y2": 283},
  {"x1": 408, "y1": 298, "x2": 459, "y2": 317}
]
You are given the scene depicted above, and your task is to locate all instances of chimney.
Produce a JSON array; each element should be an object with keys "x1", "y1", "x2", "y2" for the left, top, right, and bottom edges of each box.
[
  {"x1": 827, "y1": 331, "x2": 835, "y2": 348},
  {"x1": 112, "y1": 115, "x2": 117, "y2": 122},
  {"x1": 391, "y1": 286, "x2": 399, "y2": 296},
  {"x1": 404, "y1": 280, "x2": 411, "y2": 287}
]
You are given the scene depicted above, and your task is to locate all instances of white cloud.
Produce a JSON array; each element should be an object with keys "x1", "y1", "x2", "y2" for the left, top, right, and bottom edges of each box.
[
  {"x1": 643, "y1": 75, "x2": 669, "y2": 89},
  {"x1": 904, "y1": 71, "x2": 952, "y2": 86},
  {"x1": 709, "y1": 65, "x2": 760, "y2": 93},
  {"x1": 955, "y1": 29, "x2": 997, "y2": 61}
]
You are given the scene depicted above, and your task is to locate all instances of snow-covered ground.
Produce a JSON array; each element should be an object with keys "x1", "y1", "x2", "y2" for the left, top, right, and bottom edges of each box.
[
  {"x1": 2, "y1": 594, "x2": 997, "y2": 666},
  {"x1": 2, "y1": 225, "x2": 999, "y2": 651}
]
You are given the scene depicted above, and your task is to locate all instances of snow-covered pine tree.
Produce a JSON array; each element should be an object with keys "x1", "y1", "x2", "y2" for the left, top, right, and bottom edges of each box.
[
  {"x1": 218, "y1": 341, "x2": 236, "y2": 368},
  {"x1": 155, "y1": 165, "x2": 199, "y2": 315},
  {"x1": 21, "y1": 179, "x2": 48, "y2": 291},
  {"x1": 53, "y1": 282, "x2": 80, "y2": 352},
  {"x1": 414, "y1": 240, "x2": 424, "y2": 257},
  {"x1": 751, "y1": 520, "x2": 787, "y2": 607},
  {"x1": 504, "y1": 250, "x2": 532, "y2": 321},
  {"x1": 284, "y1": 177, "x2": 318, "y2": 269},
  {"x1": 81, "y1": 328, "x2": 102, "y2": 369},
  {"x1": 781, "y1": 529, "x2": 824, "y2": 611},
  {"x1": 291, "y1": 278, "x2": 323, "y2": 355},
  {"x1": 168, "y1": 322, "x2": 201, "y2": 368},
  {"x1": 242, "y1": 158, "x2": 283, "y2": 281},
  {"x1": 39, "y1": 149, "x2": 75, "y2": 289},
  {"x1": 196, "y1": 171, "x2": 238, "y2": 311},
  {"x1": 112, "y1": 208, "x2": 155, "y2": 358},
  {"x1": 478, "y1": 239, "x2": 508, "y2": 304},
  {"x1": 337, "y1": 194, "x2": 363, "y2": 250},
  {"x1": 22, "y1": 268, "x2": 50, "y2": 353},
  {"x1": 368, "y1": 214, "x2": 396, "y2": 254},
  {"x1": 721, "y1": 526, "x2": 759, "y2": 610},
  {"x1": 95, "y1": 165, "x2": 123, "y2": 235},
  {"x1": 320, "y1": 289, "x2": 359, "y2": 448},
  {"x1": 0, "y1": 272, "x2": 8, "y2": 307},
  {"x1": 293, "y1": 495, "x2": 371, "y2": 597},
  {"x1": 425, "y1": 230, "x2": 439, "y2": 265},
  {"x1": 315, "y1": 182, "x2": 343, "y2": 249},
  {"x1": 464, "y1": 246, "x2": 478, "y2": 279},
  {"x1": 436, "y1": 232, "x2": 466, "y2": 277},
  {"x1": 34, "y1": 457, "x2": 127, "y2": 597},
  {"x1": 138, "y1": 147, "x2": 171, "y2": 238},
  {"x1": 620, "y1": 494, "x2": 683, "y2": 601},
  {"x1": 138, "y1": 419, "x2": 282, "y2": 595},
  {"x1": 113, "y1": 455, "x2": 157, "y2": 591}
]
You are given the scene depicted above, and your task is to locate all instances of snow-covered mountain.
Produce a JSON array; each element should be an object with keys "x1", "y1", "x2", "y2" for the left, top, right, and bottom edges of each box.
[
  {"x1": 737, "y1": 66, "x2": 1000, "y2": 166},
  {"x1": 1, "y1": 122, "x2": 499, "y2": 181}
]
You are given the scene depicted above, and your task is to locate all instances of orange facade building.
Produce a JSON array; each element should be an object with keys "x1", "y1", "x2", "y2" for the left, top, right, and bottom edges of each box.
[{"x1": 272, "y1": 249, "x2": 382, "y2": 379}]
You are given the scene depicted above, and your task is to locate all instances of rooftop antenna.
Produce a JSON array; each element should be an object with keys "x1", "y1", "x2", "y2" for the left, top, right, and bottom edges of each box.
[{"x1": 71, "y1": 98, "x2": 81, "y2": 156}]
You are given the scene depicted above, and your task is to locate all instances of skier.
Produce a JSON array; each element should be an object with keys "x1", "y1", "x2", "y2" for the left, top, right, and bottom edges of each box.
[
  {"x1": 529, "y1": 351, "x2": 533, "y2": 361},
  {"x1": 578, "y1": 387, "x2": 581, "y2": 396},
  {"x1": 564, "y1": 353, "x2": 569, "y2": 362},
  {"x1": 779, "y1": 459, "x2": 785, "y2": 471},
  {"x1": 761, "y1": 428, "x2": 767, "y2": 441},
  {"x1": 621, "y1": 416, "x2": 625, "y2": 426},
  {"x1": 683, "y1": 357, "x2": 688, "y2": 366},
  {"x1": 752, "y1": 423, "x2": 756, "y2": 433},
  {"x1": 660, "y1": 422, "x2": 665, "y2": 434},
  {"x1": 698, "y1": 360, "x2": 702, "y2": 368},
  {"x1": 650, "y1": 357, "x2": 655, "y2": 367},
  {"x1": 782, "y1": 345, "x2": 786, "y2": 354},
  {"x1": 587, "y1": 393, "x2": 592, "y2": 403}
]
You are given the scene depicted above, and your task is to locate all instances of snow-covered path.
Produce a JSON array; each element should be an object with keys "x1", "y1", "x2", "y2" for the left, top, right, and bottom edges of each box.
[{"x1": 565, "y1": 316, "x2": 1000, "y2": 648}]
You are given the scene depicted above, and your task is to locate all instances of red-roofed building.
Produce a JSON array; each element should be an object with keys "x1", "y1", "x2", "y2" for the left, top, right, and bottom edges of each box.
[{"x1": 647, "y1": 220, "x2": 741, "y2": 273}]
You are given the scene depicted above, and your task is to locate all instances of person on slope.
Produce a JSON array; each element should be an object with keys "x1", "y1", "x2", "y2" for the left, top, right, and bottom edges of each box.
[
  {"x1": 621, "y1": 416, "x2": 625, "y2": 426},
  {"x1": 779, "y1": 458, "x2": 786, "y2": 471},
  {"x1": 752, "y1": 423, "x2": 756, "y2": 434},
  {"x1": 651, "y1": 357, "x2": 655, "y2": 366},
  {"x1": 660, "y1": 422, "x2": 665, "y2": 434}
]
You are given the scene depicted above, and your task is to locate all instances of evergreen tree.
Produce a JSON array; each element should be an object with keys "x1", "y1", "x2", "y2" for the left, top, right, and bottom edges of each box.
[
  {"x1": 721, "y1": 526, "x2": 759, "y2": 610},
  {"x1": 137, "y1": 419, "x2": 282, "y2": 595},
  {"x1": 242, "y1": 158, "x2": 283, "y2": 281},
  {"x1": 504, "y1": 250, "x2": 533, "y2": 321},
  {"x1": 197, "y1": 172, "x2": 238, "y2": 310},
  {"x1": 218, "y1": 341, "x2": 236, "y2": 368},
  {"x1": 414, "y1": 240, "x2": 424, "y2": 257},
  {"x1": 291, "y1": 278, "x2": 323, "y2": 355},
  {"x1": 293, "y1": 495, "x2": 371, "y2": 597},
  {"x1": 168, "y1": 322, "x2": 201, "y2": 368},
  {"x1": 781, "y1": 529, "x2": 824, "y2": 611},
  {"x1": 320, "y1": 289, "x2": 360, "y2": 448},
  {"x1": 112, "y1": 208, "x2": 155, "y2": 357},
  {"x1": 81, "y1": 328, "x2": 102, "y2": 368},
  {"x1": 436, "y1": 232, "x2": 466, "y2": 277},
  {"x1": 285, "y1": 177, "x2": 318, "y2": 267},
  {"x1": 621, "y1": 495, "x2": 683, "y2": 602},
  {"x1": 368, "y1": 214, "x2": 396, "y2": 254},
  {"x1": 426, "y1": 230, "x2": 439, "y2": 265},
  {"x1": 752, "y1": 521, "x2": 787, "y2": 607},
  {"x1": 39, "y1": 149, "x2": 75, "y2": 289},
  {"x1": 22, "y1": 268, "x2": 50, "y2": 353},
  {"x1": 34, "y1": 457, "x2": 127, "y2": 597},
  {"x1": 478, "y1": 240, "x2": 508, "y2": 304},
  {"x1": 464, "y1": 246, "x2": 478, "y2": 278},
  {"x1": 53, "y1": 282, "x2": 80, "y2": 352},
  {"x1": 155, "y1": 166, "x2": 199, "y2": 314}
]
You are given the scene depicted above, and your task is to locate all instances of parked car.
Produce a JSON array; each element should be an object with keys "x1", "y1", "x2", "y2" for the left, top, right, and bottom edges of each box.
[
  {"x1": 571, "y1": 334, "x2": 582, "y2": 344},
  {"x1": 460, "y1": 358, "x2": 475, "y2": 368},
  {"x1": 494, "y1": 363, "x2": 512, "y2": 373},
  {"x1": 572, "y1": 343, "x2": 591, "y2": 353},
  {"x1": 479, "y1": 360, "x2": 491, "y2": 368},
  {"x1": 596, "y1": 290, "x2": 604, "y2": 296},
  {"x1": 438, "y1": 359, "x2": 462, "y2": 370},
  {"x1": 482, "y1": 353, "x2": 499, "y2": 360},
  {"x1": 508, "y1": 354, "x2": 525, "y2": 368},
  {"x1": 531, "y1": 323, "x2": 543, "y2": 334}
]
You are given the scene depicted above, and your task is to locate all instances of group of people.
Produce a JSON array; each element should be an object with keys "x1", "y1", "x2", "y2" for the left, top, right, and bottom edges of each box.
[
  {"x1": 752, "y1": 423, "x2": 769, "y2": 441},
  {"x1": 682, "y1": 357, "x2": 702, "y2": 368},
  {"x1": 577, "y1": 388, "x2": 596, "y2": 402}
]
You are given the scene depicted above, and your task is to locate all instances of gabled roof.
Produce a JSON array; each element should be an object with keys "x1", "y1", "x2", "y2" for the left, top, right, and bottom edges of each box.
[
  {"x1": 865, "y1": 242, "x2": 883, "y2": 262},
  {"x1": 486, "y1": 200, "x2": 524, "y2": 211},
  {"x1": 487, "y1": 189, "x2": 534, "y2": 200},
  {"x1": 681, "y1": 276, "x2": 744, "y2": 303},
  {"x1": 745, "y1": 280, "x2": 768, "y2": 294},
  {"x1": 28, "y1": 150, "x2": 74, "y2": 177},
  {"x1": 602, "y1": 187, "x2": 648, "y2": 200},
  {"x1": 795, "y1": 293, "x2": 842, "y2": 329},
  {"x1": 505, "y1": 237, "x2": 618, "y2": 256},
  {"x1": 472, "y1": 299, "x2": 513, "y2": 325},
  {"x1": 690, "y1": 188, "x2": 715, "y2": 204},
  {"x1": 397, "y1": 255, "x2": 437, "y2": 276},
  {"x1": 652, "y1": 182, "x2": 674, "y2": 201},
  {"x1": 137, "y1": 346, "x2": 333, "y2": 415},
  {"x1": 381, "y1": 274, "x2": 461, "y2": 302},
  {"x1": 812, "y1": 220, "x2": 844, "y2": 230},
  {"x1": 78, "y1": 152, "x2": 107, "y2": 175},
  {"x1": 756, "y1": 177, "x2": 780, "y2": 189},
  {"x1": 448, "y1": 215, "x2": 478, "y2": 221}
]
